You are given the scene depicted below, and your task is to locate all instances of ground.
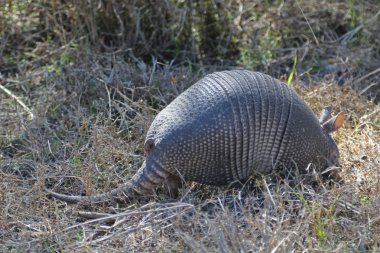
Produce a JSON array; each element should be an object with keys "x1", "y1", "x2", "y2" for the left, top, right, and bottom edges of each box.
[{"x1": 1, "y1": 1, "x2": 380, "y2": 252}]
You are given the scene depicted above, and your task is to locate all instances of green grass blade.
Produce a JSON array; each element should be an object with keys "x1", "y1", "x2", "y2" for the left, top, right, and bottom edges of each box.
[{"x1": 287, "y1": 53, "x2": 298, "y2": 86}]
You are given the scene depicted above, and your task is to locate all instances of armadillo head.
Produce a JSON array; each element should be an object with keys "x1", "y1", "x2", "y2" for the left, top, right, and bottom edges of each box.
[{"x1": 319, "y1": 107, "x2": 345, "y2": 167}]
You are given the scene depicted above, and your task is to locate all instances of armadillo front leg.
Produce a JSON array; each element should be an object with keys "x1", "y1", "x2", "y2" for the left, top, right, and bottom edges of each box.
[{"x1": 163, "y1": 174, "x2": 183, "y2": 198}]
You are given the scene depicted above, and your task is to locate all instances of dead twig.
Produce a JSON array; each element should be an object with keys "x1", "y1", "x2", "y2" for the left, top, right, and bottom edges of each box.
[
  {"x1": 0, "y1": 81, "x2": 34, "y2": 120},
  {"x1": 63, "y1": 202, "x2": 194, "y2": 230},
  {"x1": 355, "y1": 67, "x2": 380, "y2": 83},
  {"x1": 355, "y1": 66, "x2": 380, "y2": 95},
  {"x1": 295, "y1": 0, "x2": 319, "y2": 46}
]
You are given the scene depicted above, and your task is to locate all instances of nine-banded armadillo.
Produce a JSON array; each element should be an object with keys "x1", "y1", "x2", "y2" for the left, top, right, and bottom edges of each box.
[{"x1": 45, "y1": 70, "x2": 345, "y2": 204}]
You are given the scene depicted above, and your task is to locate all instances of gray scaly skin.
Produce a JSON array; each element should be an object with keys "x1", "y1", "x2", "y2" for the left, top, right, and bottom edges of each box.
[{"x1": 45, "y1": 70, "x2": 345, "y2": 204}]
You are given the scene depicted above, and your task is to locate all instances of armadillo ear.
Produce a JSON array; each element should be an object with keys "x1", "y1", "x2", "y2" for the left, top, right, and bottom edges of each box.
[
  {"x1": 144, "y1": 139, "x2": 155, "y2": 154},
  {"x1": 319, "y1": 106, "x2": 332, "y2": 124},
  {"x1": 322, "y1": 112, "x2": 345, "y2": 133}
]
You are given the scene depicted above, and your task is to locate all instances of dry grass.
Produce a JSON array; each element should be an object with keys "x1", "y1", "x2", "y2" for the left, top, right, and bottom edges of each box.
[
  {"x1": 1, "y1": 57, "x2": 379, "y2": 252},
  {"x1": 1, "y1": 0, "x2": 380, "y2": 252}
]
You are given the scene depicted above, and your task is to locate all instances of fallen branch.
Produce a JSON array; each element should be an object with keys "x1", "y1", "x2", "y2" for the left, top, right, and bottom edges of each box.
[{"x1": 0, "y1": 82, "x2": 34, "y2": 120}]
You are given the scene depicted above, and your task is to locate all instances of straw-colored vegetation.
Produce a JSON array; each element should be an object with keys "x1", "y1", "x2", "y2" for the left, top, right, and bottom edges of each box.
[{"x1": 1, "y1": 0, "x2": 379, "y2": 252}]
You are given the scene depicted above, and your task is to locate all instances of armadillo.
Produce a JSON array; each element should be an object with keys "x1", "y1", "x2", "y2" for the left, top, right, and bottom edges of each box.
[{"x1": 45, "y1": 70, "x2": 345, "y2": 204}]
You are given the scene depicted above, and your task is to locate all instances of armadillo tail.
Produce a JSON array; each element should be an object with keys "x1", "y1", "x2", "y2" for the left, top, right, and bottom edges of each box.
[{"x1": 45, "y1": 161, "x2": 167, "y2": 204}]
